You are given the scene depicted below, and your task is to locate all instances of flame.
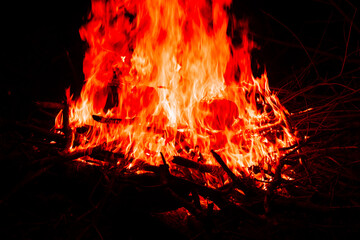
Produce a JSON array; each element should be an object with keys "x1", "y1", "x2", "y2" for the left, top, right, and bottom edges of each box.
[{"x1": 56, "y1": 0, "x2": 297, "y2": 188}]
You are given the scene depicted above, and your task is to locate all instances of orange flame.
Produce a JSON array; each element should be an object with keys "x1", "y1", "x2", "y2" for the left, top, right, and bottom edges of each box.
[{"x1": 56, "y1": 0, "x2": 297, "y2": 188}]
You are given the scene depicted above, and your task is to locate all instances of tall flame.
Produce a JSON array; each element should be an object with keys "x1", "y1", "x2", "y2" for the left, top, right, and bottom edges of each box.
[{"x1": 57, "y1": 0, "x2": 297, "y2": 187}]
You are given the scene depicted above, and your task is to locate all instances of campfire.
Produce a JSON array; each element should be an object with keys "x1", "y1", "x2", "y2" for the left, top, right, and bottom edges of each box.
[
  {"x1": 2, "y1": 0, "x2": 359, "y2": 239},
  {"x1": 54, "y1": 0, "x2": 297, "y2": 190}
]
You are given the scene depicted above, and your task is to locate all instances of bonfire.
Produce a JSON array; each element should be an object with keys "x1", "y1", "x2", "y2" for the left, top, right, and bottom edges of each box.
[{"x1": 1, "y1": 0, "x2": 359, "y2": 239}]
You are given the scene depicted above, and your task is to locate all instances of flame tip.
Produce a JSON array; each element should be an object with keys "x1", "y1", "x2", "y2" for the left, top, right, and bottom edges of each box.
[{"x1": 59, "y1": 0, "x2": 297, "y2": 188}]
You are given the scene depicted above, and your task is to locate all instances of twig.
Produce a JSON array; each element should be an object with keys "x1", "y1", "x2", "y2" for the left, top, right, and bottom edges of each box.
[
  {"x1": 264, "y1": 144, "x2": 304, "y2": 212},
  {"x1": 261, "y1": 10, "x2": 320, "y2": 78},
  {"x1": 210, "y1": 150, "x2": 254, "y2": 196},
  {"x1": 35, "y1": 101, "x2": 64, "y2": 109},
  {"x1": 160, "y1": 152, "x2": 167, "y2": 166},
  {"x1": 63, "y1": 100, "x2": 72, "y2": 149},
  {"x1": 339, "y1": 8, "x2": 357, "y2": 76},
  {"x1": 92, "y1": 115, "x2": 135, "y2": 124},
  {"x1": 329, "y1": 0, "x2": 359, "y2": 33},
  {"x1": 15, "y1": 121, "x2": 65, "y2": 141},
  {"x1": 173, "y1": 156, "x2": 223, "y2": 174}
]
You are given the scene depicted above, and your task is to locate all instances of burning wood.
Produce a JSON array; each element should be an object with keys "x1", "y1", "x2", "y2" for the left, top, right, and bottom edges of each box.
[
  {"x1": 35, "y1": 101, "x2": 64, "y2": 109},
  {"x1": 92, "y1": 114, "x2": 135, "y2": 124},
  {"x1": 172, "y1": 156, "x2": 223, "y2": 174},
  {"x1": 5, "y1": 1, "x2": 303, "y2": 228},
  {"x1": 54, "y1": 0, "x2": 298, "y2": 189},
  {"x1": 2, "y1": 0, "x2": 359, "y2": 239}
]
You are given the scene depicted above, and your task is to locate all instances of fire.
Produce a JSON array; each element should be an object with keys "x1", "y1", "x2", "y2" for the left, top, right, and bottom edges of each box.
[{"x1": 56, "y1": 0, "x2": 297, "y2": 188}]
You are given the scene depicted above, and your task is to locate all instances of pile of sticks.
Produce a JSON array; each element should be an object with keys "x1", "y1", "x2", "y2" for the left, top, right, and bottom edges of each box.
[{"x1": 1, "y1": 92, "x2": 359, "y2": 239}]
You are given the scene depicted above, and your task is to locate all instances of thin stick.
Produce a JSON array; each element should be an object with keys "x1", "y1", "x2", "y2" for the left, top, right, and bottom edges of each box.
[
  {"x1": 210, "y1": 150, "x2": 252, "y2": 196},
  {"x1": 35, "y1": 101, "x2": 64, "y2": 109},
  {"x1": 15, "y1": 121, "x2": 65, "y2": 141},
  {"x1": 160, "y1": 152, "x2": 167, "y2": 166},
  {"x1": 261, "y1": 10, "x2": 320, "y2": 78},
  {"x1": 339, "y1": 8, "x2": 357, "y2": 76},
  {"x1": 173, "y1": 156, "x2": 222, "y2": 174},
  {"x1": 92, "y1": 115, "x2": 135, "y2": 124}
]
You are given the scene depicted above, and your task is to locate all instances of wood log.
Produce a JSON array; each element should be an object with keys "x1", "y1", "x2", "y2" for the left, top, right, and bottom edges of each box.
[
  {"x1": 92, "y1": 115, "x2": 135, "y2": 124},
  {"x1": 63, "y1": 101, "x2": 72, "y2": 149},
  {"x1": 210, "y1": 150, "x2": 255, "y2": 196},
  {"x1": 15, "y1": 121, "x2": 65, "y2": 141},
  {"x1": 90, "y1": 149, "x2": 125, "y2": 164},
  {"x1": 167, "y1": 175, "x2": 266, "y2": 223},
  {"x1": 35, "y1": 101, "x2": 64, "y2": 109},
  {"x1": 172, "y1": 156, "x2": 223, "y2": 174}
]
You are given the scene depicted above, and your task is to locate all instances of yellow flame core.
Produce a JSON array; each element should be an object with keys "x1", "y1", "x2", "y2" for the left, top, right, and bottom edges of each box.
[{"x1": 57, "y1": 0, "x2": 297, "y2": 188}]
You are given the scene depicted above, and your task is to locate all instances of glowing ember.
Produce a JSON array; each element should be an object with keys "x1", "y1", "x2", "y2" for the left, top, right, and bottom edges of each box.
[{"x1": 56, "y1": 0, "x2": 297, "y2": 188}]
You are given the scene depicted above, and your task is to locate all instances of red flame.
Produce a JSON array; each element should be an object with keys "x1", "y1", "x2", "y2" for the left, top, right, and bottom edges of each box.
[{"x1": 56, "y1": 0, "x2": 297, "y2": 188}]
